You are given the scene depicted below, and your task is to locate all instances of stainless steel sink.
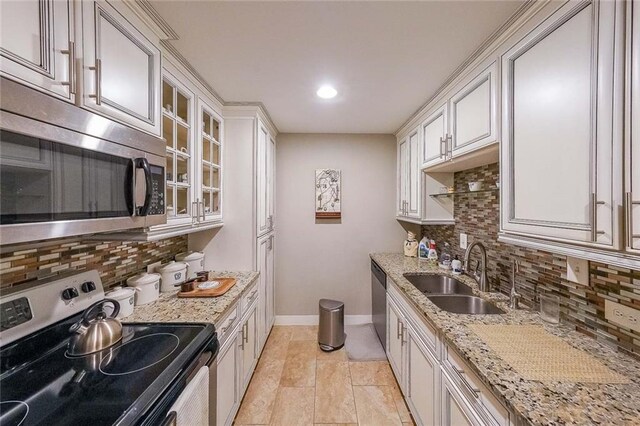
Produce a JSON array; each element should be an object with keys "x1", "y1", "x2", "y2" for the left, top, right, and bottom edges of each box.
[
  {"x1": 427, "y1": 295, "x2": 505, "y2": 315},
  {"x1": 403, "y1": 274, "x2": 474, "y2": 295}
]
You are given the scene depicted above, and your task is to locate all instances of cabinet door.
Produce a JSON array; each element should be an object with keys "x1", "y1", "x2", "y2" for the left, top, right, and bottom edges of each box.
[
  {"x1": 257, "y1": 121, "x2": 271, "y2": 236},
  {"x1": 216, "y1": 334, "x2": 239, "y2": 426},
  {"x1": 387, "y1": 298, "x2": 405, "y2": 389},
  {"x1": 501, "y1": 0, "x2": 622, "y2": 246},
  {"x1": 267, "y1": 135, "x2": 276, "y2": 230},
  {"x1": 421, "y1": 104, "x2": 448, "y2": 168},
  {"x1": 407, "y1": 129, "x2": 421, "y2": 218},
  {"x1": 0, "y1": 0, "x2": 75, "y2": 101},
  {"x1": 256, "y1": 233, "x2": 275, "y2": 347},
  {"x1": 449, "y1": 61, "x2": 497, "y2": 156},
  {"x1": 441, "y1": 374, "x2": 480, "y2": 426},
  {"x1": 199, "y1": 100, "x2": 223, "y2": 223},
  {"x1": 241, "y1": 306, "x2": 258, "y2": 389},
  {"x1": 266, "y1": 234, "x2": 275, "y2": 333},
  {"x1": 397, "y1": 137, "x2": 408, "y2": 216},
  {"x1": 627, "y1": 0, "x2": 640, "y2": 253},
  {"x1": 407, "y1": 329, "x2": 438, "y2": 426},
  {"x1": 81, "y1": 0, "x2": 161, "y2": 136}
]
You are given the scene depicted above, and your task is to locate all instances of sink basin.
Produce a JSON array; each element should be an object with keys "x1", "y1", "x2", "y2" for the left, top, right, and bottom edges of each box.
[
  {"x1": 403, "y1": 274, "x2": 474, "y2": 295},
  {"x1": 427, "y1": 295, "x2": 505, "y2": 315}
]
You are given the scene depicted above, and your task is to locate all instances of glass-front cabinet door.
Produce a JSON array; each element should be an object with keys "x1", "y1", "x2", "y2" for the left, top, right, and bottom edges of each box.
[
  {"x1": 162, "y1": 73, "x2": 195, "y2": 227},
  {"x1": 199, "y1": 100, "x2": 223, "y2": 223}
]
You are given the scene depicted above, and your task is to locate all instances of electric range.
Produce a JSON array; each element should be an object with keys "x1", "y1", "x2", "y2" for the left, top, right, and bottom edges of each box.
[{"x1": 0, "y1": 270, "x2": 218, "y2": 426}]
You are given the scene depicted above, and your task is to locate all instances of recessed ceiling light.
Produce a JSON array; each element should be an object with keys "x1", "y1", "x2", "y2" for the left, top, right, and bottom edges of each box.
[{"x1": 317, "y1": 85, "x2": 337, "y2": 99}]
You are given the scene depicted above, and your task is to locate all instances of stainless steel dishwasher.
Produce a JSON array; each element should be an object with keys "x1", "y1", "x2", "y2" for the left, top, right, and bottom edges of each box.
[{"x1": 371, "y1": 260, "x2": 387, "y2": 350}]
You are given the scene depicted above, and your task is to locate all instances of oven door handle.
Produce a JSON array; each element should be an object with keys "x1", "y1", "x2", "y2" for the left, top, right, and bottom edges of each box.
[
  {"x1": 160, "y1": 411, "x2": 177, "y2": 426},
  {"x1": 135, "y1": 157, "x2": 153, "y2": 216}
]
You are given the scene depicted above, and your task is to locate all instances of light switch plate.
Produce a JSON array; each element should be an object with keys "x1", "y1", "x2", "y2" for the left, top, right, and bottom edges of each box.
[
  {"x1": 147, "y1": 261, "x2": 161, "y2": 273},
  {"x1": 566, "y1": 257, "x2": 589, "y2": 286},
  {"x1": 460, "y1": 233, "x2": 468, "y2": 250},
  {"x1": 605, "y1": 300, "x2": 640, "y2": 333}
]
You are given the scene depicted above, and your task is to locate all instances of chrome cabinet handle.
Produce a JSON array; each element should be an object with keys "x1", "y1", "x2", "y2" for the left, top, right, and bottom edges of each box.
[
  {"x1": 89, "y1": 59, "x2": 102, "y2": 105},
  {"x1": 220, "y1": 315, "x2": 237, "y2": 334},
  {"x1": 201, "y1": 201, "x2": 206, "y2": 221},
  {"x1": 61, "y1": 41, "x2": 76, "y2": 94},
  {"x1": 243, "y1": 322, "x2": 249, "y2": 344},
  {"x1": 239, "y1": 323, "x2": 246, "y2": 349},
  {"x1": 453, "y1": 366, "x2": 480, "y2": 398},
  {"x1": 446, "y1": 134, "x2": 453, "y2": 160},
  {"x1": 247, "y1": 289, "x2": 258, "y2": 303},
  {"x1": 590, "y1": 193, "x2": 606, "y2": 241},
  {"x1": 627, "y1": 192, "x2": 640, "y2": 245},
  {"x1": 192, "y1": 201, "x2": 198, "y2": 223},
  {"x1": 396, "y1": 317, "x2": 401, "y2": 339},
  {"x1": 439, "y1": 136, "x2": 446, "y2": 159}
]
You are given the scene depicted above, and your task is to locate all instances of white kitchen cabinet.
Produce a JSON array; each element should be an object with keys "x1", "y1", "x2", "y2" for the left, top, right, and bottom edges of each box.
[
  {"x1": 441, "y1": 373, "x2": 480, "y2": 426},
  {"x1": 216, "y1": 328, "x2": 240, "y2": 426},
  {"x1": 240, "y1": 303, "x2": 258, "y2": 390},
  {"x1": 406, "y1": 322, "x2": 439, "y2": 426},
  {"x1": 257, "y1": 119, "x2": 275, "y2": 237},
  {"x1": 397, "y1": 127, "x2": 421, "y2": 220},
  {"x1": 257, "y1": 232, "x2": 275, "y2": 347},
  {"x1": 421, "y1": 103, "x2": 448, "y2": 168},
  {"x1": 0, "y1": 0, "x2": 75, "y2": 102},
  {"x1": 387, "y1": 297, "x2": 405, "y2": 387},
  {"x1": 198, "y1": 99, "x2": 224, "y2": 224},
  {"x1": 448, "y1": 61, "x2": 498, "y2": 158},
  {"x1": 500, "y1": 0, "x2": 624, "y2": 249},
  {"x1": 80, "y1": 0, "x2": 161, "y2": 136},
  {"x1": 627, "y1": 0, "x2": 640, "y2": 254}
]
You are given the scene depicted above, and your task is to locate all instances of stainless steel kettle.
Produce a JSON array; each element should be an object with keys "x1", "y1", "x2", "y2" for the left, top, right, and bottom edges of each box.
[{"x1": 67, "y1": 299, "x2": 123, "y2": 356}]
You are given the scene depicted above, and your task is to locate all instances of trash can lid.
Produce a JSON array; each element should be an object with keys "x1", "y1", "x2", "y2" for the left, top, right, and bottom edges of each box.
[{"x1": 319, "y1": 298, "x2": 344, "y2": 311}]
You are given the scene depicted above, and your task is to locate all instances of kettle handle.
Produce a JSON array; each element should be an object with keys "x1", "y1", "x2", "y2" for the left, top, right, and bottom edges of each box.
[{"x1": 81, "y1": 299, "x2": 120, "y2": 323}]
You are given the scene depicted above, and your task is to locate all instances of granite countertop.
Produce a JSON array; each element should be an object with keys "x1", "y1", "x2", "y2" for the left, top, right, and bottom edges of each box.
[
  {"x1": 370, "y1": 253, "x2": 640, "y2": 426},
  {"x1": 124, "y1": 271, "x2": 259, "y2": 326}
]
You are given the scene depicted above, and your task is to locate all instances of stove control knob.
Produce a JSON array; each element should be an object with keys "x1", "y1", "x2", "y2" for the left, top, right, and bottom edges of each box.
[
  {"x1": 62, "y1": 287, "x2": 79, "y2": 301},
  {"x1": 81, "y1": 281, "x2": 96, "y2": 293}
]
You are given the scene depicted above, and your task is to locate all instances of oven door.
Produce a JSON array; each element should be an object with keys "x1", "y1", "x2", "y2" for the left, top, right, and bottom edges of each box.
[{"x1": 0, "y1": 113, "x2": 165, "y2": 244}]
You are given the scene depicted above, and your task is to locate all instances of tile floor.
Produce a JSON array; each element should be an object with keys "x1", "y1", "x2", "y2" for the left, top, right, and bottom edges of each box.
[{"x1": 234, "y1": 325, "x2": 415, "y2": 426}]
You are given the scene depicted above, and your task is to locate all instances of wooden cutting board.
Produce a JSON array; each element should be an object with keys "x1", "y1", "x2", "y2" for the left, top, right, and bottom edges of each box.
[{"x1": 177, "y1": 278, "x2": 237, "y2": 298}]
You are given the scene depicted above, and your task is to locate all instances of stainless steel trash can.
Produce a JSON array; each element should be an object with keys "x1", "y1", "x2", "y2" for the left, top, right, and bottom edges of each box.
[{"x1": 318, "y1": 299, "x2": 345, "y2": 351}]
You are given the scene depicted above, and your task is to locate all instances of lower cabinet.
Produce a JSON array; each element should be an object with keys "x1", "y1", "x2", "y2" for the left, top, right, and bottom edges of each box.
[
  {"x1": 240, "y1": 304, "x2": 258, "y2": 389},
  {"x1": 386, "y1": 283, "x2": 510, "y2": 426},
  {"x1": 216, "y1": 330, "x2": 240, "y2": 426}
]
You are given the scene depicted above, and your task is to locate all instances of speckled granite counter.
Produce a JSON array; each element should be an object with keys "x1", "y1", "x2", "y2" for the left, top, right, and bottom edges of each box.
[
  {"x1": 124, "y1": 271, "x2": 259, "y2": 326},
  {"x1": 370, "y1": 253, "x2": 640, "y2": 426}
]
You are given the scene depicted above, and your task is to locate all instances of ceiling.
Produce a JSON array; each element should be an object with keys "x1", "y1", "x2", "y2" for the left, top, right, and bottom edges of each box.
[{"x1": 151, "y1": 1, "x2": 524, "y2": 134}]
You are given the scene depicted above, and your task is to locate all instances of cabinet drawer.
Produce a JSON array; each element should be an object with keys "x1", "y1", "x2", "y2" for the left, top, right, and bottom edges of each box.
[
  {"x1": 443, "y1": 345, "x2": 509, "y2": 426},
  {"x1": 388, "y1": 281, "x2": 439, "y2": 358},
  {"x1": 216, "y1": 304, "x2": 239, "y2": 346},
  {"x1": 241, "y1": 282, "x2": 259, "y2": 314}
]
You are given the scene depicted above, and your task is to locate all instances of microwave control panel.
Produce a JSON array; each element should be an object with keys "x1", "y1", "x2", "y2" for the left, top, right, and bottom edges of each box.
[{"x1": 147, "y1": 165, "x2": 165, "y2": 215}]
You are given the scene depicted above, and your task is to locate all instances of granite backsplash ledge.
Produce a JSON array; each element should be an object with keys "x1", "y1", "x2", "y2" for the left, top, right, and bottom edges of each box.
[
  {"x1": 422, "y1": 162, "x2": 640, "y2": 358},
  {"x1": 0, "y1": 236, "x2": 188, "y2": 292}
]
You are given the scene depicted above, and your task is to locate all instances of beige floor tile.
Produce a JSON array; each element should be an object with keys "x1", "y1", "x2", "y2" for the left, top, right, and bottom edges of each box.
[
  {"x1": 314, "y1": 361, "x2": 357, "y2": 424},
  {"x1": 389, "y1": 382, "x2": 413, "y2": 424},
  {"x1": 312, "y1": 424, "x2": 357, "y2": 426},
  {"x1": 352, "y1": 385, "x2": 402, "y2": 426},
  {"x1": 269, "y1": 386, "x2": 315, "y2": 426},
  {"x1": 280, "y1": 340, "x2": 317, "y2": 386},
  {"x1": 290, "y1": 325, "x2": 319, "y2": 341},
  {"x1": 269, "y1": 326, "x2": 294, "y2": 342},
  {"x1": 234, "y1": 358, "x2": 285, "y2": 424},
  {"x1": 349, "y1": 361, "x2": 396, "y2": 386},
  {"x1": 316, "y1": 346, "x2": 348, "y2": 361}
]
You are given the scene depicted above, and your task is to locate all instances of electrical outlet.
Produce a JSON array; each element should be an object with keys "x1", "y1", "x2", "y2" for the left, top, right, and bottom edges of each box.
[
  {"x1": 605, "y1": 300, "x2": 640, "y2": 333},
  {"x1": 460, "y1": 233, "x2": 468, "y2": 250},
  {"x1": 566, "y1": 257, "x2": 589, "y2": 286},
  {"x1": 147, "y1": 261, "x2": 161, "y2": 274}
]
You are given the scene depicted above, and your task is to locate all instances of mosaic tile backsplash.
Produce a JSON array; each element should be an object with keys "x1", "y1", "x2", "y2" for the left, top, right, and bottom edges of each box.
[
  {"x1": 422, "y1": 163, "x2": 640, "y2": 358},
  {"x1": 0, "y1": 236, "x2": 188, "y2": 292}
]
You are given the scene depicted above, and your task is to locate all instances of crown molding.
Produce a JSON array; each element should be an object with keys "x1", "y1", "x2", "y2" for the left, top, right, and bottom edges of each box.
[{"x1": 135, "y1": 0, "x2": 180, "y2": 40}]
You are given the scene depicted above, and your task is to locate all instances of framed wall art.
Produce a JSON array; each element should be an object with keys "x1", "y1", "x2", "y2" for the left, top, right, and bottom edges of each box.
[{"x1": 315, "y1": 169, "x2": 341, "y2": 219}]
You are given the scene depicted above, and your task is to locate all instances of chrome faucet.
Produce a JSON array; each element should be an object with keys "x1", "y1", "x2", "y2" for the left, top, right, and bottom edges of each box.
[
  {"x1": 463, "y1": 241, "x2": 490, "y2": 292},
  {"x1": 509, "y1": 260, "x2": 522, "y2": 309}
]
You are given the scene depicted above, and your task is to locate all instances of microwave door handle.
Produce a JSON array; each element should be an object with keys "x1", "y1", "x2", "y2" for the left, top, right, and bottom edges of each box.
[{"x1": 135, "y1": 158, "x2": 153, "y2": 216}]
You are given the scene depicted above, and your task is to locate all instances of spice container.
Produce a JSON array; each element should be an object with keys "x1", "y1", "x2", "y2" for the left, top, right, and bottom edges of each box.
[{"x1": 539, "y1": 293, "x2": 560, "y2": 324}]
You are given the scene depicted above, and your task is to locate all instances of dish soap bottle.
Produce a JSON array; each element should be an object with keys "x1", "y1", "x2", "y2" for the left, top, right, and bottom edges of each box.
[
  {"x1": 427, "y1": 240, "x2": 438, "y2": 264},
  {"x1": 440, "y1": 242, "x2": 452, "y2": 269},
  {"x1": 418, "y1": 236, "x2": 429, "y2": 260}
]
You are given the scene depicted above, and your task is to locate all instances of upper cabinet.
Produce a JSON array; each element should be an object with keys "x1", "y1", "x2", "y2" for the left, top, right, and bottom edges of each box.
[
  {"x1": 199, "y1": 101, "x2": 224, "y2": 223},
  {"x1": 257, "y1": 119, "x2": 275, "y2": 237},
  {"x1": 500, "y1": 0, "x2": 623, "y2": 249},
  {"x1": 0, "y1": 0, "x2": 75, "y2": 102},
  {"x1": 397, "y1": 128, "x2": 421, "y2": 221},
  {"x1": 421, "y1": 103, "x2": 448, "y2": 167},
  {"x1": 80, "y1": 0, "x2": 161, "y2": 136},
  {"x1": 627, "y1": 0, "x2": 640, "y2": 255}
]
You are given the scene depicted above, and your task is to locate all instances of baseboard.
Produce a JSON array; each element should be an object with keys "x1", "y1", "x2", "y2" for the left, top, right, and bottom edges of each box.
[{"x1": 274, "y1": 315, "x2": 372, "y2": 326}]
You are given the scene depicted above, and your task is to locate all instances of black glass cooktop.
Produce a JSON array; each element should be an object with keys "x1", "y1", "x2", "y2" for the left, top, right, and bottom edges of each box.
[{"x1": 0, "y1": 322, "x2": 214, "y2": 426}]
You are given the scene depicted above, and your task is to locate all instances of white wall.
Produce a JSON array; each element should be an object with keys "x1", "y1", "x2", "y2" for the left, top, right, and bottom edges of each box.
[{"x1": 276, "y1": 133, "x2": 405, "y2": 315}]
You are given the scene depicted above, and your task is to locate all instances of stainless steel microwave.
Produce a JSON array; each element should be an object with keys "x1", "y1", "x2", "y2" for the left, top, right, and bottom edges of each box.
[{"x1": 0, "y1": 78, "x2": 166, "y2": 245}]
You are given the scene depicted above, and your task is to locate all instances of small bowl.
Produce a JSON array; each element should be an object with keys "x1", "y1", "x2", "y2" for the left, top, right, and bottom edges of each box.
[
  {"x1": 180, "y1": 281, "x2": 196, "y2": 292},
  {"x1": 468, "y1": 182, "x2": 481, "y2": 191}
]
